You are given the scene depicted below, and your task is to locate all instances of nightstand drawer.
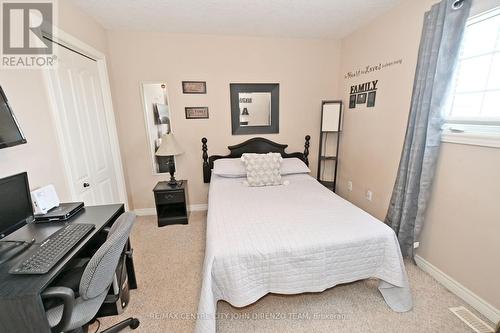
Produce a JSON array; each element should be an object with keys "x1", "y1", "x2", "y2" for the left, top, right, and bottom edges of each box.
[{"x1": 155, "y1": 191, "x2": 185, "y2": 204}]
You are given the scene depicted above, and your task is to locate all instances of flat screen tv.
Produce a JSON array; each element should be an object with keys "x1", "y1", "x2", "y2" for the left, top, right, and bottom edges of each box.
[{"x1": 0, "y1": 86, "x2": 26, "y2": 149}]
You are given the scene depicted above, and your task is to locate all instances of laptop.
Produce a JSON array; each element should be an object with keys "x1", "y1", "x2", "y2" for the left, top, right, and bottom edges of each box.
[{"x1": 34, "y1": 202, "x2": 85, "y2": 222}]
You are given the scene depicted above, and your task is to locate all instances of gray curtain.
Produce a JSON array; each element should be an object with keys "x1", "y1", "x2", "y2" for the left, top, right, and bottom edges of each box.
[{"x1": 385, "y1": 0, "x2": 471, "y2": 258}]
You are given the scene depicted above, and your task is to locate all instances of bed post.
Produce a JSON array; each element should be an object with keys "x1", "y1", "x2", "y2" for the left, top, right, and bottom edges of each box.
[
  {"x1": 304, "y1": 135, "x2": 311, "y2": 166},
  {"x1": 202, "y1": 137, "x2": 210, "y2": 183}
]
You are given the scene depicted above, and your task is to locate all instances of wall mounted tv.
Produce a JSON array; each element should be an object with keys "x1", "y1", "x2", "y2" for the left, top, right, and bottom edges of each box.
[{"x1": 0, "y1": 86, "x2": 26, "y2": 149}]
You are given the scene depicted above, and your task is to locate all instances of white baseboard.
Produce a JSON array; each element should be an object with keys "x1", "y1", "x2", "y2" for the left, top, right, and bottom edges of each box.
[
  {"x1": 134, "y1": 204, "x2": 208, "y2": 216},
  {"x1": 415, "y1": 254, "x2": 500, "y2": 324},
  {"x1": 189, "y1": 204, "x2": 208, "y2": 212},
  {"x1": 133, "y1": 208, "x2": 156, "y2": 216}
]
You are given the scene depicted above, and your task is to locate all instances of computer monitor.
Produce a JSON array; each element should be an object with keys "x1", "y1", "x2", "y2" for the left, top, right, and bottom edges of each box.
[
  {"x1": 0, "y1": 172, "x2": 34, "y2": 239},
  {"x1": 0, "y1": 86, "x2": 27, "y2": 149}
]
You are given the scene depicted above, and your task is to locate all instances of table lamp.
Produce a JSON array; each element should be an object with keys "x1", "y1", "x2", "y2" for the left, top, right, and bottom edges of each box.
[{"x1": 155, "y1": 132, "x2": 184, "y2": 186}]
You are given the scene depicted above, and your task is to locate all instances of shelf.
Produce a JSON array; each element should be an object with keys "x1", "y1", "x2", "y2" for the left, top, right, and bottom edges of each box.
[
  {"x1": 319, "y1": 180, "x2": 335, "y2": 189},
  {"x1": 158, "y1": 203, "x2": 186, "y2": 218},
  {"x1": 320, "y1": 156, "x2": 337, "y2": 161},
  {"x1": 158, "y1": 215, "x2": 188, "y2": 224},
  {"x1": 157, "y1": 203, "x2": 188, "y2": 226}
]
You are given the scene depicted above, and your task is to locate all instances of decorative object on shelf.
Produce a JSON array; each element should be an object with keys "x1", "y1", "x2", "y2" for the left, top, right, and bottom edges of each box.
[
  {"x1": 155, "y1": 132, "x2": 184, "y2": 186},
  {"x1": 349, "y1": 80, "x2": 378, "y2": 109},
  {"x1": 185, "y1": 107, "x2": 209, "y2": 119},
  {"x1": 182, "y1": 81, "x2": 206, "y2": 94},
  {"x1": 230, "y1": 83, "x2": 279, "y2": 135},
  {"x1": 317, "y1": 100, "x2": 342, "y2": 192},
  {"x1": 153, "y1": 180, "x2": 188, "y2": 226},
  {"x1": 240, "y1": 107, "x2": 249, "y2": 125},
  {"x1": 141, "y1": 82, "x2": 172, "y2": 174}
]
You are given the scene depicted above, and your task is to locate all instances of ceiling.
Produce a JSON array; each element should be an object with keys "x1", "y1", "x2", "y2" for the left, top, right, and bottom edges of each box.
[{"x1": 69, "y1": 0, "x2": 404, "y2": 39}]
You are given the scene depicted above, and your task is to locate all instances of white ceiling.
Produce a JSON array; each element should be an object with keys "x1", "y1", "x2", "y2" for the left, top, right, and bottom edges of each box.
[{"x1": 69, "y1": 0, "x2": 404, "y2": 39}]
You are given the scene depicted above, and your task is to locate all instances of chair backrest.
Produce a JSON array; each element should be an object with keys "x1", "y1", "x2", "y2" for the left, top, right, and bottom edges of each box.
[{"x1": 79, "y1": 212, "x2": 136, "y2": 300}]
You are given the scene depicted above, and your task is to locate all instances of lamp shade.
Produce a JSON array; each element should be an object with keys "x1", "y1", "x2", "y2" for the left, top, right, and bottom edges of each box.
[{"x1": 155, "y1": 132, "x2": 184, "y2": 156}]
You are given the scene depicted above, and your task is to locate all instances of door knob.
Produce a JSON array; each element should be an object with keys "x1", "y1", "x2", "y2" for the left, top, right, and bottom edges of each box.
[{"x1": 83, "y1": 182, "x2": 90, "y2": 188}]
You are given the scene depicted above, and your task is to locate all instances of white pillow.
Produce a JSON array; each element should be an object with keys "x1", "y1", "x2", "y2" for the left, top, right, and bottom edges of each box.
[
  {"x1": 212, "y1": 158, "x2": 246, "y2": 177},
  {"x1": 281, "y1": 158, "x2": 310, "y2": 175},
  {"x1": 241, "y1": 153, "x2": 283, "y2": 186}
]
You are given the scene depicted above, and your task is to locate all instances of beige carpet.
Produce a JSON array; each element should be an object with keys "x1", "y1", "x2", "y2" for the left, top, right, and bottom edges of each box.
[{"x1": 93, "y1": 212, "x2": 490, "y2": 333}]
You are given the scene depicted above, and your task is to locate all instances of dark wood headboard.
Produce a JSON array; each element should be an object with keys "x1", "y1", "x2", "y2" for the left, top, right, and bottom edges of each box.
[{"x1": 201, "y1": 135, "x2": 311, "y2": 183}]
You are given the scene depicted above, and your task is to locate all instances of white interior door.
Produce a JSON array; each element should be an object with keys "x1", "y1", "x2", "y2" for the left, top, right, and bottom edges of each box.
[{"x1": 48, "y1": 45, "x2": 120, "y2": 206}]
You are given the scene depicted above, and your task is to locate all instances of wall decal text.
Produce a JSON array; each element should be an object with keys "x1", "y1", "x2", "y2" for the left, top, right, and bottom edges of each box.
[{"x1": 344, "y1": 59, "x2": 403, "y2": 79}]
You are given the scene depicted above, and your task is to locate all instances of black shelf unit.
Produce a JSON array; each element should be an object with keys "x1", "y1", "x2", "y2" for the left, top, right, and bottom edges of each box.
[
  {"x1": 153, "y1": 180, "x2": 188, "y2": 226},
  {"x1": 317, "y1": 100, "x2": 342, "y2": 192}
]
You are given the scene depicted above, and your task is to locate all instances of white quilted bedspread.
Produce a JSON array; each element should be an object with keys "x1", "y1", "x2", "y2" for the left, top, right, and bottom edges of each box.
[{"x1": 195, "y1": 174, "x2": 412, "y2": 333}]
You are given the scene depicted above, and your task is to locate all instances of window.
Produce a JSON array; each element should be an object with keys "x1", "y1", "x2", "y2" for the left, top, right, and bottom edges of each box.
[{"x1": 444, "y1": 7, "x2": 500, "y2": 148}]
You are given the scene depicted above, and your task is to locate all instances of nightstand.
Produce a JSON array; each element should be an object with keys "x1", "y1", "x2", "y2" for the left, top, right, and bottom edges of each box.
[{"x1": 153, "y1": 180, "x2": 188, "y2": 226}]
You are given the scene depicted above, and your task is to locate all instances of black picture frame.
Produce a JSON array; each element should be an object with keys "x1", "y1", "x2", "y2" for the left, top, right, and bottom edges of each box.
[
  {"x1": 230, "y1": 83, "x2": 279, "y2": 135},
  {"x1": 185, "y1": 107, "x2": 209, "y2": 119},
  {"x1": 367, "y1": 91, "x2": 376, "y2": 107},
  {"x1": 356, "y1": 93, "x2": 367, "y2": 104},
  {"x1": 349, "y1": 94, "x2": 356, "y2": 109},
  {"x1": 182, "y1": 81, "x2": 207, "y2": 94}
]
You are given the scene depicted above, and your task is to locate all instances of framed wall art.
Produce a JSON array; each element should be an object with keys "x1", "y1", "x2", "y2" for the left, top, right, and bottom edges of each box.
[
  {"x1": 356, "y1": 93, "x2": 367, "y2": 104},
  {"x1": 185, "y1": 107, "x2": 209, "y2": 119},
  {"x1": 182, "y1": 81, "x2": 207, "y2": 94}
]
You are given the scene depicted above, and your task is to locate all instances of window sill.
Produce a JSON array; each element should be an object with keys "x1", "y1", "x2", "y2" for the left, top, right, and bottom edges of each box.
[{"x1": 441, "y1": 130, "x2": 500, "y2": 149}]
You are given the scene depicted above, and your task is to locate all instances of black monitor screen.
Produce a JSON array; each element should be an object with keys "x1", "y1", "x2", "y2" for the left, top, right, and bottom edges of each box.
[
  {"x1": 0, "y1": 172, "x2": 33, "y2": 239},
  {"x1": 0, "y1": 86, "x2": 26, "y2": 149}
]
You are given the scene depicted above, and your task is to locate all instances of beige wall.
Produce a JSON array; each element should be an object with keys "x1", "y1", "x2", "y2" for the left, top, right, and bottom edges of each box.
[
  {"x1": 57, "y1": 0, "x2": 108, "y2": 54},
  {"x1": 0, "y1": 1, "x2": 108, "y2": 198},
  {"x1": 106, "y1": 31, "x2": 341, "y2": 209},
  {"x1": 419, "y1": 143, "x2": 500, "y2": 309},
  {"x1": 338, "y1": 0, "x2": 500, "y2": 311}
]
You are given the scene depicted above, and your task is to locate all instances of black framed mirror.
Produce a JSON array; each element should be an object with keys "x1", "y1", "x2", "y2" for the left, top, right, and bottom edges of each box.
[{"x1": 230, "y1": 83, "x2": 279, "y2": 135}]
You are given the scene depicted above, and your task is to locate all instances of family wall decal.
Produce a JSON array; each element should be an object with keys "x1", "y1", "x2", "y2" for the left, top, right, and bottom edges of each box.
[
  {"x1": 345, "y1": 58, "x2": 404, "y2": 109},
  {"x1": 349, "y1": 80, "x2": 378, "y2": 109}
]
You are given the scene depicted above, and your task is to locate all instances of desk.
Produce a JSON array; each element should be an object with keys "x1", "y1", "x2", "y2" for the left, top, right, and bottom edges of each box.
[{"x1": 0, "y1": 204, "x2": 137, "y2": 333}]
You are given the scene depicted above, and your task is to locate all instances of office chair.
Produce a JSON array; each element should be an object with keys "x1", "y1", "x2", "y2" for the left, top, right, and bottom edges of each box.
[{"x1": 41, "y1": 212, "x2": 140, "y2": 333}]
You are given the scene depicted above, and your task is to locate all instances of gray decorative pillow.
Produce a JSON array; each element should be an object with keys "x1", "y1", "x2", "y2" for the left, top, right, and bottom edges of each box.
[{"x1": 241, "y1": 153, "x2": 283, "y2": 186}]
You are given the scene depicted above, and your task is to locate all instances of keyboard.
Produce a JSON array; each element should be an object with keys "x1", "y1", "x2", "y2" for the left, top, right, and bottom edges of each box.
[{"x1": 9, "y1": 223, "x2": 95, "y2": 275}]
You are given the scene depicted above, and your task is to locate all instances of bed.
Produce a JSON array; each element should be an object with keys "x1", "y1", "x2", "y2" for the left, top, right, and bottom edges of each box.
[{"x1": 196, "y1": 136, "x2": 412, "y2": 333}]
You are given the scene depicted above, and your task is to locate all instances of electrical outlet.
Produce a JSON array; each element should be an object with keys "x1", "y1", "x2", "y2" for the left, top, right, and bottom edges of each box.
[
  {"x1": 365, "y1": 190, "x2": 373, "y2": 201},
  {"x1": 347, "y1": 181, "x2": 353, "y2": 192},
  {"x1": 413, "y1": 242, "x2": 420, "y2": 249}
]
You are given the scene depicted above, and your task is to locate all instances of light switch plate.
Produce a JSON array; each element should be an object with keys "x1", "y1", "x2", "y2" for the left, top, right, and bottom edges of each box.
[{"x1": 347, "y1": 181, "x2": 353, "y2": 192}]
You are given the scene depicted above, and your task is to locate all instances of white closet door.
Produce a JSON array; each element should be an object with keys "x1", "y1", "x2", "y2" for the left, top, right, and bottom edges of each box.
[{"x1": 48, "y1": 45, "x2": 120, "y2": 205}]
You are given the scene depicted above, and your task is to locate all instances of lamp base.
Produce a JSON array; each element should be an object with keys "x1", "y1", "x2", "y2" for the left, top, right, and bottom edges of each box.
[
  {"x1": 167, "y1": 180, "x2": 183, "y2": 188},
  {"x1": 168, "y1": 178, "x2": 179, "y2": 186},
  {"x1": 166, "y1": 157, "x2": 180, "y2": 187}
]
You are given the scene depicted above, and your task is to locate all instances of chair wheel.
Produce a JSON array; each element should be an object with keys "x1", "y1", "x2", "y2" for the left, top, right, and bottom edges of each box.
[{"x1": 130, "y1": 318, "x2": 140, "y2": 329}]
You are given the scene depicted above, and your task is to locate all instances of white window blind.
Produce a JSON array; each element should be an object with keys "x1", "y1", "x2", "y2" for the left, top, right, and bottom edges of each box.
[{"x1": 447, "y1": 7, "x2": 500, "y2": 125}]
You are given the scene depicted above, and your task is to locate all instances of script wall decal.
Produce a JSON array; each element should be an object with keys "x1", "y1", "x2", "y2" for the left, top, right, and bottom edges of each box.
[{"x1": 344, "y1": 59, "x2": 403, "y2": 80}]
